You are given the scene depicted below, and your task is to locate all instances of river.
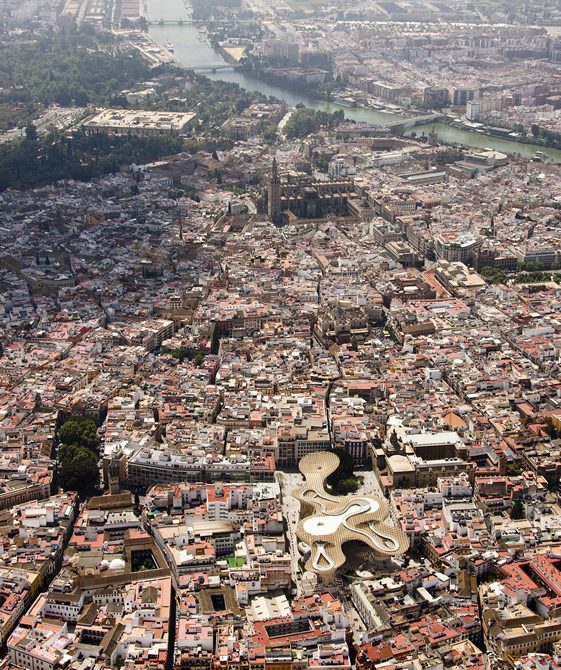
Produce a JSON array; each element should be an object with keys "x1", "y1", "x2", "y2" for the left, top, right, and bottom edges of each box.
[{"x1": 146, "y1": 0, "x2": 561, "y2": 163}]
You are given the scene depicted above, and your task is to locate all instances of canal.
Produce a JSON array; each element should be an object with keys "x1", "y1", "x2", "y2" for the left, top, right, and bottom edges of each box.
[{"x1": 147, "y1": 0, "x2": 561, "y2": 163}]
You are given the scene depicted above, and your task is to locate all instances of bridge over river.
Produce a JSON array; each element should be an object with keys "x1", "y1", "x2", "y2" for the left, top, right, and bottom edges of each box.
[
  {"x1": 148, "y1": 19, "x2": 195, "y2": 25},
  {"x1": 191, "y1": 65, "x2": 241, "y2": 72},
  {"x1": 384, "y1": 113, "x2": 444, "y2": 130},
  {"x1": 148, "y1": 18, "x2": 257, "y2": 25}
]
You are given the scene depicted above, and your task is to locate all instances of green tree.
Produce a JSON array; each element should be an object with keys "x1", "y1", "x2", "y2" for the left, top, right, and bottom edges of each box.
[
  {"x1": 510, "y1": 500, "x2": 525, "y2": 520},
  {"x1": 480, "y1": 266, "x2": 507, "y2": 284},
  {"x1": 336, "y1": 477, "x2": 361, "y2": 494},
  {"x1": 326, "y1": 448, "x2": 360, "y2": 494},
  {"x1": 58, "y1": 444, "x2": 100, "y2": 497},
  {"x1": 506, "y1": 461, "x2": 522, "y2": 476},
  {"x1": 58, "y1": 417, "x2": 99, "y2": 452},
  {"x1": 0, "y1": 28, "x2": 150, "y2": 111},
  {"x1": 235, "y1": 97, "x2": 250, "y2": 114},
  {"x1": 263, "y1": 123, "x2": 277, "y2": 143},
  {"x1": 24, "y1": 124, "x2": 37, "y2": 141},
  {"x1": 0, "y1": 131, "x2": 183, "y2": 191},
  {"x1": 284, "y1": 108, "x2": 345, "y2": 139},
  {"x1": 58, "y1": 419, "x2": 83, "y2": 444}
]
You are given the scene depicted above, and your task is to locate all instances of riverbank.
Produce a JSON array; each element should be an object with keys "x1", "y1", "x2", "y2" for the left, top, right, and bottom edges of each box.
[
  {"x1": 406, "y1": 118, "x2": 561, "y2": 161},
  {"x1": 123, "y1": 30, "x2": 178, "y2": 67},
  {"x1": 444, "y1": 118, "x2": 561, "y2": 153},
  {"x1": 408, "y1": 122, "x2": 561, "y2": 162},
  {"x1": 237, "y1": 61, "x2": 418, "y2": 117},
  {"x1": 145, "y1": 0, "x2": 561, "y2": 163}
]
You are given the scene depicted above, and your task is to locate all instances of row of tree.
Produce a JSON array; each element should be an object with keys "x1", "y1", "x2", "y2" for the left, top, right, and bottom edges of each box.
[
  {"x1": 480, "y1": 265, "x2": 561, "y2": 286},
  {"x1": 531, "y1": 124, "x2": 561, "y2": 149},
  {"x1": 57, "y1": 418, "x2": 100, "y2": 498}
]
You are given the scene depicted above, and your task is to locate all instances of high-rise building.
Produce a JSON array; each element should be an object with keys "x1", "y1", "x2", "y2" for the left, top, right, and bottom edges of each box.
[{"x1": 424, "y1": 87, "x2": 450, "y2": 108}]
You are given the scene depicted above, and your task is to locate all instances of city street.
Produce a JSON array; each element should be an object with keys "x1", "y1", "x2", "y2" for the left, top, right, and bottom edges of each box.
[
  {"x1": 276, "y1": 471, "x2": 306, "y2": 595},
  {"x1": 357, "y1": 468, "x2": 385, "y2": 498}
]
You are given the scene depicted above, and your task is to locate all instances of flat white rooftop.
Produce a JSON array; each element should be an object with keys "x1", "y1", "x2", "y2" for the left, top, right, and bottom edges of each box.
[
  {"x1": 84, "y1": 109, "x2": 196, "y2": 133},
  {"x1": 406, "y1": 431, "x2": 461, "y2": 447}
]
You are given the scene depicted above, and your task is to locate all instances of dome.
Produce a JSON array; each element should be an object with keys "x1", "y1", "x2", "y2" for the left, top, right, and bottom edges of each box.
[
  {"x1": 109, "y1": 558, "x2": 126, "y2": 571},
  {"x1": 100, "y1": 559, "x2": 109, "y2": 570}
]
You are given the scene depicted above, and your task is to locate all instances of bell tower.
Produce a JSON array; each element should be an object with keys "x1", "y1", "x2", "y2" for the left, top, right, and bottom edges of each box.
[{"x1": 268, "y1": 157, "x2": 281, "y2": 225}]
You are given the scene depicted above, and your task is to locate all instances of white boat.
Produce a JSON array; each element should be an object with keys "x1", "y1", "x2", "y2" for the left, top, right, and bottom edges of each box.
[{"x1": 166, "y1": 41, "x2": 175, "y2": 53}]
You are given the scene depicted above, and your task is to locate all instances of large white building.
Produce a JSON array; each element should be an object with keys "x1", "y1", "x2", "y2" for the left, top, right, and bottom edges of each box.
[{"x1": 83, "y1": 109, "x2": 196, "y2": 137}]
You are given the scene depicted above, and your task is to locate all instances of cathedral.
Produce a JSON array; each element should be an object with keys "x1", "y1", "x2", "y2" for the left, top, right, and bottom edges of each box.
[{"x1": 265, "y1": 158, "x2": 357, "y2": 225}]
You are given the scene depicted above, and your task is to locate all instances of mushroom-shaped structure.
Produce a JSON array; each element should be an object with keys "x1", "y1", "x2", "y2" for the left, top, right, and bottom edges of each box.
[{"x1": 295, "y1": 452, "x2": 408, "y2": 582}]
